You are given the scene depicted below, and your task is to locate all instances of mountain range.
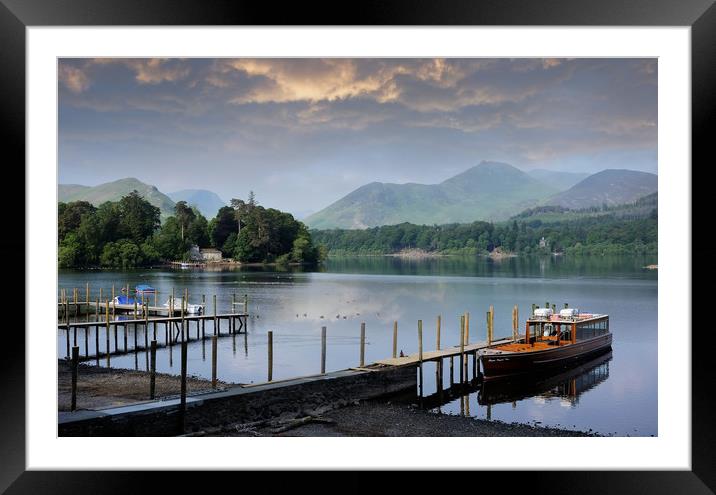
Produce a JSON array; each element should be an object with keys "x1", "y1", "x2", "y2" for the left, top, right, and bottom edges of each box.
[
  {"x1": 58, "y1": 178, "x2": 225, "y2": 219},
  {"x1": 304, "y1": 162, "x2": 657, "y2": 229},
  {"x1": 167, "y1": 189, "x2": 227, "y2": 218}
]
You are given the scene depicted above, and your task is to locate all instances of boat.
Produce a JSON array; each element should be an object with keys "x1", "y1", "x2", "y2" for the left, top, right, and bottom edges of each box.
[
  {"x1": 112, "y1": 294, "x2": 138, "y2": 305},
  {"x1": 135, "y1": 284, "x2": 156, "y2": 294},
  {"x1": 163, "y1": 297, "x2": 204, "y2": 315},
  {"x1": 480, "y1": 306, "x2": 612, "y2": 381}
]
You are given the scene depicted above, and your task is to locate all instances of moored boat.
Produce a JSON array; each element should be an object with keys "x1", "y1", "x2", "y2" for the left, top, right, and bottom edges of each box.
[
  {"x1": 480, "y1": 307, "x2": 612, "y2": 381},
  {"x1": 163, "y1": 297, "x2": 204, "y2": 315}
]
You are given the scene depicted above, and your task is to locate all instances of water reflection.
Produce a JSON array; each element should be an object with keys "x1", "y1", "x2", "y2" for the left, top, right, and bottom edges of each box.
[{"x1": 477, "y1": 351, "x2": 612, "y2": 407}]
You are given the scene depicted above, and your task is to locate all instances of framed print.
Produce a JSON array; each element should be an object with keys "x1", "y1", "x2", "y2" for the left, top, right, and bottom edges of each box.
[{"x1": 3, "y1": 0, "x2": 712, "y2": 491}]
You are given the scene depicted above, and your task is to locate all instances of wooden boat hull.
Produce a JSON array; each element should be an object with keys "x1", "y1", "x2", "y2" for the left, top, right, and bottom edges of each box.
[{"x1": 481, "y1": 333, "x2": 612, "y2": 381}]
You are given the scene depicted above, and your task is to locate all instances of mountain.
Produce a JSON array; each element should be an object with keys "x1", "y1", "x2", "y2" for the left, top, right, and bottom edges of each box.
[
  {"x1": 544, "y1": 169, "x2": 658, "y2": 209},
  {"x1": 168, "y1": 189, "x2": 226, "y2": 218},
  {"x1": 58, "y1": 177, "x2": 176, "y2": 217},
  {"x1": 305, "y1": 161, "x2": 559, "y2": 229},
  {"x1": 527, "y1": 169, "x2": 590, "y2": 191}
]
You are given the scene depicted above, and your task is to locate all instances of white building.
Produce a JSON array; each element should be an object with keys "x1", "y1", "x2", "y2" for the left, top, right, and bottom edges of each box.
[{"x1": 200, "y1": 248, "x2": 223, "y2": 262}]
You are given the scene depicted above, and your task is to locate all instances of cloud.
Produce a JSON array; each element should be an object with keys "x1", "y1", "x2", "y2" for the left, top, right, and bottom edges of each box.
[{"x1": 58, "y1": 63, "x2": 90, "y2": 93}]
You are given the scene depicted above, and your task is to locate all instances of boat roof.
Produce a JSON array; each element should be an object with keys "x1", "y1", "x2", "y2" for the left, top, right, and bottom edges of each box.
[{"x1": 526, "y1": 313, "x2": 608, "y2": 324}]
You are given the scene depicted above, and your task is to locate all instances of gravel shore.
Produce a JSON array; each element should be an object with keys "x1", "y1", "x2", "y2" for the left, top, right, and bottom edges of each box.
[{"x1": 206, "y1": 400, "x2": 596, "y2": 437}]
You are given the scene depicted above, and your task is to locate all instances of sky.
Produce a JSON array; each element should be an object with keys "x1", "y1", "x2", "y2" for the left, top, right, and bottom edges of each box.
[{"x1": 58, "y1": 58, "x2": 657, "y2": 218}]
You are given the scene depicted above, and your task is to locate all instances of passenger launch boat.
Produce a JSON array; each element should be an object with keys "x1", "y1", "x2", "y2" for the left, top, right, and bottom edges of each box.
[{"x1": 480, "y1": 306, "x2": 611, "y2": 381}]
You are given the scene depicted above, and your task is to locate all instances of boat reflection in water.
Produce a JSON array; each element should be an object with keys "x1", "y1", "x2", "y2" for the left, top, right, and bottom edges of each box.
[{"x1": 477, "y1": 350, "x2": 613, "y2": 407}]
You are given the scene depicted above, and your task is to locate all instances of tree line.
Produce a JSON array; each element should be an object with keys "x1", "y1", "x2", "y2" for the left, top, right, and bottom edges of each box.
[
  {"x1": 58, "y1": 190, "x2": 324, "y2": 268},
  {"x1": 310, "y1": 212, "x2": 657, "y2": 257}
]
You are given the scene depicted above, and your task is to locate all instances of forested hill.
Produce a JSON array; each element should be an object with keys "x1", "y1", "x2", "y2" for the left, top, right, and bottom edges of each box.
[{"x1": 311, "y1": 196, "x2": 657, "y2": 257}]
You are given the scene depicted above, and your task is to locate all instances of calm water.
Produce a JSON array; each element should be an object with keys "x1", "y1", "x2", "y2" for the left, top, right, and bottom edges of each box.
[{"x1": 58, "y1": 255, "x2": 658, "y2": 436}]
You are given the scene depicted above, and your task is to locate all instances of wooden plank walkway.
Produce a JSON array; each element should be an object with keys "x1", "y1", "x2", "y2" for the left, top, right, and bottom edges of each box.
[
  {"x1": 57, "y1": 313, "x2": 248, "y2": 330},
  {"x1": 374, "y1": 338, "x2": 513, "y2": 367}
]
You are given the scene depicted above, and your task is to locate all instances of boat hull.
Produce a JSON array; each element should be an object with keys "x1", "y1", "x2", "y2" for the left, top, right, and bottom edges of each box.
[{"x1": 481, "y1": 333, "x2": 612, "y2": 381}]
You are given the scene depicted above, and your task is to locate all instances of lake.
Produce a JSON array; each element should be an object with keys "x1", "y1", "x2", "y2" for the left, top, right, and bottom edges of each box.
[{"x1": 58, "y1": 254, "x2": 658, "y2": 436}]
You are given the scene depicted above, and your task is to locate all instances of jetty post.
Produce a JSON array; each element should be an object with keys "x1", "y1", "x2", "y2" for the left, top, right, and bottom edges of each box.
[
  {"x1": 267, "y1": 331, "x2": 274, "y2": 382},
  {"x1": 436, "y1": 315, "x2": 441, "y2": 350},
  {"x1": 464, "y1": 312, "x2": 470, "y2": 380},
  {"x1": 360, "y1": 322, "x2": 366, "y2": 367},
  {"x1": 244, "y1": 294, "x2": 248, "y2": 314},
  {"x1": 211, "y1": 335, "x2": 218, "y2": 389},
  {"x1": 73, "y1": 288, "x2": 78, "y2": 318},
  {"x1": 144, "y1": 302, "x2": 149, "y2": 349},
  {"x1": 201, "y1": 294, "x2": 206, "y2": 338},
  {"x1": 459, "y1": 315, "x2": 465, "y2": 384},
  {"x1": 179, "y1": 339, "x2": 188, "y2": 434},
  {"x1": 149, "y1": 340, "x2": 157, "y2": 399},
  {"x1": 94, "y1": 299, "x2": 99, "y2": 362},
  {"x1": 85, "y1": 283, "x2": 89, "y2": 322},
  {"x1": 64, "y1": 295, "x2": 70, "y2": 358},
  {"x1": 418, "y1": 320, "x2": 423, "y2": 397},
  {"x1": 392, "y1": 321, "x2": 398, "y2": 359},
  {"x1": 70, "y1": 346, "x2": 79, "y2": 412},
  {"x1": 512, "y1": 305, "x2": 518, "y2": 341},
  {"x1": 321, "y1": 326, "x2": 327, "y2": 374},
  {"x1": 490, "y1": 305, "x2": 495, "y2": 343},
  {"x1": 213, "y1": 294, "x2": 217, "y2": 336},
  {"x1": 105, "y1": 299, "x2": 110, "y2": 366},
  {"x1": 231, "y1": 293, "x2": 236, "y2": 333}
]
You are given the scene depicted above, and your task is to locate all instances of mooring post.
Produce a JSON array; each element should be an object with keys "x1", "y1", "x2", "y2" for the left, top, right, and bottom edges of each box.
[
  {"x1": 486, "y1": 311, "x2": 492, "y2": 345},
  {"x1": 144, "y1": 302, "x2": 149, "y2": 349},
  {"x1": 267, "y1": 331, "x2": 274, "y2": 382},
  {"x1": 84, "y1": 325, "x2": 88, "y2": 358},
  {"x1": 181, "y1": 291, "x2": 186, "y2": 342},
  {"x1": 201, "y1": 294, "x2": 206, "y2": 338},
  {"x1": 490, "y1": 305, "x2": 495, "y2": 344},
  {"x1": 134, "y1": 299, "x2": 138, "y2": 320},
  {"x1": 213, "y1": 294, "x2": 217, "y2": 336},
  {"x1": 179, "y1": 339, "x2": 187, "y2": 434},
  {"x1": 65, "y1": 297, "x2": 70, "y2": 358},
  {"x1": 418, "y1": 319, "x2": 423, "y2": 397},
  {"x1": 321, "y1": 326, "x2": 327, "y2": 374},
  {"x1": 70, "y1": 346, "x2": 79, "y2": 411},
  {"x1": 392, "y1": 321, "x2": 398, "y2": 359},
  {"x1": 360, "y1": 322, "x2": 366, "y2": 367},
  {"x1": 211, "y1": 335, "x2": 218, "y2": 388},
  {"x1": 85, "y1": 282, "x2": 89, "y2": 322},
  {"x1": 244, "y1": 294, "x2": 248, "y2": 315},
  {"x1": 149, "y1": 340, "x2": 157, "y2": 399},
  {"x1": 512, "y1": 305, "x2": 518, "y2": 341},
  {"x1": 460, "y1": 315, "x2": 465, "y2": 385},
  {"x1": 436, "y1": 315, "x2": 441, "y2": 351},
  {"x1": 105, "y1": 299, "x2": 110, "y2": 366},
  {"x1": 73, "y1": 288, "x2": 78, "y2": 317},
  {"x1": 463, "y1": 312, "x2": 470, "y2": 381},
  {"x1": 94, "y1": 300, "x2": 99, "y2": 361}
]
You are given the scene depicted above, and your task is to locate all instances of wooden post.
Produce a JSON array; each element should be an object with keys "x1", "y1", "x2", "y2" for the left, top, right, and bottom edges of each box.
[
  {"x1": 359, "y1": 322, "x2": 366, "y2": 367},
  {"x1": 418, "y1": 320, "x2": 423, "y2": 397},
  {"x1": 154, "y1": 290, "x2": 157, "y2": 308},
  {"x1": 64, "y1": 296, "x2": 70, "y2": 358},
  {"x1": 572, "y1": 322, "x2": 577, "y2": 344},
  {"x1": 70, "y1": 346, "x2": 79, "y2": 411},
  {"x1": 526, "y1": 321, "x2": 531, "y2": 346},
  {"x1": 84, "y1": 324, "x2": 88, "y2": 358},
  {"x1": 134, "y1": 299, "x2": 138, "y2": 320},
  {"x1": 105, "y1": 299, "x2": 110, "y2": 366},
  {"x1": 181, "y1": 292, "x2": 186, "y2": 342},
  {"x1": 465, "y1": 312, "x2": 470, "y2": 344},
  {"x1": 321, "y1": 326, "x2": 327, "y2": 374},
  {"x1": 149, "y1": 340, "x2": 157, "y2": 399},
  {"x1": 392, "y1": 321, "x2": 398, "y2": 359},
  {"x1": 179, "y1": 339, "x2": 187, "y2": 434},
  {"x1": 144, "y1": 302, "x2": 149, "y2": 349},
  {"x1": 213, "y1": 294, "x2": 217, "y2": 336},
  {"x1": 436, "y1": 315, "x2": 441, "y2": 350},
  {"x1": 201, "y1": 294, "x2": 206, "y2": 338},
  {"x1": 267, "y1": 331, "x2": 274, "y2": 382},
  {"x1": 111, "y1": 285, "x2": 115, "y2": 302},
  {"x1": 244, "y1": 294, "x2": 248, "y2": 314},
  {"x1": 460, "y1": 315, "x2": 465, "y2": 385},
  {"x1": 211, "y1": 335, "x2": 218, "y2": 388},
  {"x1": 112, "y1": 296, "x2": 116, "y2": 318},
  {"x1": 489, "y1": 305, "x2": 494, "y2": 343},
  {"x1": 73, "y1": 288, "x2": 78, "y2": 317},
  {"x1": 231, "y1": 293, "x2": 236, "y2": 333},
  {"x1": 85, "y1": 282, "x2": 89, "y2": 322},
  {"x1": 486, "y1": 311, "x2": 491, "y2": 345}
]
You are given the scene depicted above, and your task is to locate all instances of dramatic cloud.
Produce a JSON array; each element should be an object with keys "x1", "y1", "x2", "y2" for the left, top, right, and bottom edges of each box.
[{"x1": 58, "y1": 58, "x2": 657, "y2": 216}]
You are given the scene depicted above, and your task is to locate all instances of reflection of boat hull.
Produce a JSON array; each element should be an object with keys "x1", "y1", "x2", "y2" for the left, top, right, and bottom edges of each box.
[
  {"x1": 479, "y1": 350, "x2": 612, "y2": 405},
  {"x1": 481, "y1": 333, "x2": 612, "y2": 381}
]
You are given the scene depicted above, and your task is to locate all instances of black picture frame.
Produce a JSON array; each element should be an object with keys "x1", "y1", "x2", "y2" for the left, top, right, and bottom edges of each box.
[{"x1": 2, "y1": 0, "x2": 710, "y2": 491}]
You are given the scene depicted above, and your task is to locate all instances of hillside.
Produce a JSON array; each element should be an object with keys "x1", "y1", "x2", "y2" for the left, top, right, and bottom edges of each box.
[
  {"x1": 528, "y1": 169, "x2": 590, "y2": 191},
  {"x1": 168, "y1": 189, "x2": 226, "y2": 218},
  {"x1": 58, "y1": 178, "x2": 176, "y2": 217},
  {"x1": 512, "y1": 192, "x2": 658, "y2": 224},
  {"x1": 305, "y1": 161, "x2": 558, "y2": 229},
  {"x1": 545, "y1": 169, "x2": 657, "y2": 209}
]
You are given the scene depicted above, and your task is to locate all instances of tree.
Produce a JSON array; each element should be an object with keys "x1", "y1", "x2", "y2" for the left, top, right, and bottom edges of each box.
[
  {"x1": 174, "y1": 200, "x2": 196, "y2": 242},
  {"x1": 58, "y1": 201, "x2": 96, "y2": 241},
  {"x1": 117, "y1": 190, "x2": 160, "y2": 244},
  {"x1": 210, "y1": 206, "x2": 239, "y2": 253}
]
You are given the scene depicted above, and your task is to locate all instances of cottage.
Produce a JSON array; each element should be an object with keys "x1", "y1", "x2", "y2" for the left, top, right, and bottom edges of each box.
[
  {"x1": 188, "y1": 244, "x2": 202, "y2": 261},
  {"x1": 539, "y1": 237, "x2": 548, "y2": 249},
  {"x1": 200, "y1": 248, "x2": 223, "y2": 262}
]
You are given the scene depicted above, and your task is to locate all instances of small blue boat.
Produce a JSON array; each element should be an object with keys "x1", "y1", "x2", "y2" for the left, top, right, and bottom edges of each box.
[
  {"x1": 135, "y1": 284, "x2": 156, "y2": 294},
  {"x1": 113, "y1": 294, "x2": 138, "y2": 305}
]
